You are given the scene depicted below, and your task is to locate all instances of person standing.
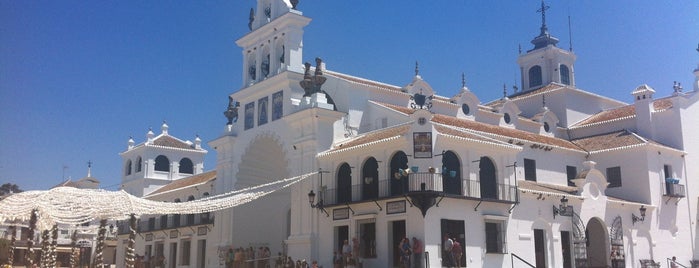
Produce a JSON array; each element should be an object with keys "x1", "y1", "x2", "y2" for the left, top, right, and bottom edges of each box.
[
  {"x1": 671, "y1": 256, "x2": 679, "y2": 268},
  {"x1": 341, "y1": 239, "x2": 351, "y2": 266},
  {"x1": 451, "y1": 237, "x2": 462, "y2": 267},
  {"x1": 443, "y1": 234, "x2": 454, "y2": 268},
  {"x1": 411, "y1": 237, "x2": 423, "y2": 268},
  {"x1": 399, "y1": 238, "x2": 411, "y2": 268}
]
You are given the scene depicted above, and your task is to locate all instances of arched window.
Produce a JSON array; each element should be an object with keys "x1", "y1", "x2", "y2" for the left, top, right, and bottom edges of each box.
[
  {"x1": 179, "y1": 158, "x2": 194, "y2": 174},
  {"x1": 173, "y1": 199, "x2": 181, "y2": 227},
  {"x1": 479, "y1": 157, "x2": 498, "y2": 199},
  {"x1": 389, "y1": 151, "x2": 409, "y2": 196},
  {"x1": 136, "y1": 156, "x2": 142, "y2": 173},
  {"x1": 337, "y1": 163, "x2": 352, "y2": 203},
  {"x1": 560, "y1": 64, "x2": 570, "y2": 85},
  {"x1": 186, "y1": 195, "x2": 195, "y2": 225},
  {"x1": 441, "y1": 151, "x2": 462, "y2": 195},
  {"x1": 125, "y1": 160, "x2": 132, "y2": 176},
  {"x1": 200, "y1": 192, "x2": 211, "y2": 223},
  {"x1": 361, "y1": 157, "x2": 379, "y2": 200},
  {"x1": 529, "y1": 65, "x2": 542, "y2": 88},
  {"x1": 154, "y1": 155, "x2": 170, "y2": 172}
]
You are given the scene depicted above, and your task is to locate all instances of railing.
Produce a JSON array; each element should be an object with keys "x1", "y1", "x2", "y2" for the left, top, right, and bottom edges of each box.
[
  {"x1": 665, "y1": 182, "x2": 686, "y2": 198},
  {"x1": 668, "y1": 258, "x2": 688, "y2": 268},
  {"x1": 510, "y1": 253, "x2": 536, "y2": 268},
  {"x1": 117, "y1": 213, "x2": 214, "y2": 235},
  {"x1": 320, "y1": 173, "x2": 518, "y2": 206}
]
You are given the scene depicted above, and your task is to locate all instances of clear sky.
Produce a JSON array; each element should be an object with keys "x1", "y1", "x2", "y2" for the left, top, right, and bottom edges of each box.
[{"x1": 1, "y1": 1, "x2": 697, "y2": 191}]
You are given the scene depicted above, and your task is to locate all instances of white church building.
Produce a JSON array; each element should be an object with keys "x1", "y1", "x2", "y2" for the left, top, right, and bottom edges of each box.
[{"x1": 116, "y1": 1, "x2": 699, "y2": 267}]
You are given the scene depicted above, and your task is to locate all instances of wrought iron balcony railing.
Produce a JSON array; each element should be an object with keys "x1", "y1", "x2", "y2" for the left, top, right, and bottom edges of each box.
[
  {"x1": 318, "y1": 172, "x2": 518, "y2": 207},
  {"x1": 664, "y1": 182, "x2": 685, "y2": 198}
]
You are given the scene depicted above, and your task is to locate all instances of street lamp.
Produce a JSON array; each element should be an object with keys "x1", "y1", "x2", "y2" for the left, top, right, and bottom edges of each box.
[
  {"x1": 307, "y1": 190, "x2": 329, "y2": 217},
  {"x1": 553, "y1": 196, "x2": 573, "y2": 219},
  {"x1": 632, "y1": 205, "x2": 647, "y2": 225}
]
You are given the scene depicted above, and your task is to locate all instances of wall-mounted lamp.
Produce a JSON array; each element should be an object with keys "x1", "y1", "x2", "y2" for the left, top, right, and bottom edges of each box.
[
  {"x1": 307, "y1": 190, "x2": 329, "y2": 217},
  {"x1": 632, "y1": 205, "x2": 647, "y2": 225},
  {"x1": 552, "y1": 196, "x2": 573, "y2": 219}
]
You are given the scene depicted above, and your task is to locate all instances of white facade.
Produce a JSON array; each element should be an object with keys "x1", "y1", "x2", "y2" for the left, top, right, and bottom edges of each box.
[
  {"x1": 120, "y1": 122, "x2": 207, "y2": 197},
  {"x1": 116, "y1": 1, "x2": 699, "y2": 268}
]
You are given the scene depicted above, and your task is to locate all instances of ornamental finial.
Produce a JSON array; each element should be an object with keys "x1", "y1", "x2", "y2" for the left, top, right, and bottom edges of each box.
[{"x1": 415, "y1": 61, "x2": 419, "y2": 76}]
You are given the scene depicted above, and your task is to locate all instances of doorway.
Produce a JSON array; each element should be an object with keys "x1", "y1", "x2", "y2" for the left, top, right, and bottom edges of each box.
[
  {"x1": 169, "y1": 242, "x2": 177, "y2": 268},
  {"x1": 586, "y1": 217, "x2": 609, "y2": 268},
  {"x1": 336, "y1": 225, "x2": 349, "y2": 255},
  {"x1": 390, "y1": 220, "x2": 406, "y2": 267},
  {"x1": 441, "y1": 219, "x2": 465, "y2": 267},
  {"x1": 534, "y1": 229, "x2": 546, "y2": 268}
]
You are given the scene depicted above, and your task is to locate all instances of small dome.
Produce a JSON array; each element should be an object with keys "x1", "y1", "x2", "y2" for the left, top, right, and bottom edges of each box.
[{"x1": 161, "y1": 121, "x2": 169, "y2": 134}]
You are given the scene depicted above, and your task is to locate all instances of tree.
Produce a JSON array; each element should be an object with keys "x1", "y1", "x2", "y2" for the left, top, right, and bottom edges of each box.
[{"x1": 0, "y1": 183, "x2": 22, "y2": 195}]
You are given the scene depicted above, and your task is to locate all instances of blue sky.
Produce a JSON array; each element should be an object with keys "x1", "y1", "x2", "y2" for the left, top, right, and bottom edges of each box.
[{"x1": 1, "y1": 1, "x2": 697, "y2": 191}]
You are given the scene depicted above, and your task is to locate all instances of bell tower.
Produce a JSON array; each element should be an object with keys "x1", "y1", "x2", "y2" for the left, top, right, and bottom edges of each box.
[
  {"x1": 516, "y1": 1, "x2": 576, "y2": 92},
  {"x1": 236, "y1": 0, "x2": 310, "y2": 87}
]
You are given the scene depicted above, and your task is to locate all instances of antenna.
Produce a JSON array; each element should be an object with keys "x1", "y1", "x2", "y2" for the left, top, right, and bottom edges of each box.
[{"x1": 568, "y1": 15, "x2": 573, "y2": 51}]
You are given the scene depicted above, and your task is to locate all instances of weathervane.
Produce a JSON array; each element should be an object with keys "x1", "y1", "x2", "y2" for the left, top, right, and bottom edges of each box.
[
  {"x1": 461, "y1": 73, "x2": 466, "y2": 88},
  {"x1": 415, "y1": 61, "x2": 419, "y2": 76}
]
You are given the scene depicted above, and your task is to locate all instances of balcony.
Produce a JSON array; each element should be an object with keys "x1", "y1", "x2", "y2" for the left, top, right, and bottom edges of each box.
[
  {"x1": 664, "y1": 182, "x2": 685, "y2": 198},
  {"x1": 319, "y1": 172, "x2": 518, "y2": 207},
  {"x1": 117, "y1": 213, "x2": 214, "y2": 235}
]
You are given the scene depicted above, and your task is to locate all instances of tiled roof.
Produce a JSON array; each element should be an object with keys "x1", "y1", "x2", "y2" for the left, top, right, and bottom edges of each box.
[
  {"x1": 573, "y1": 98, "x2": 673, "y2": 127},
  {"x1": 433, "y1": 125, "x2": 496, "y2": 143},
  {"x1": 152, "y1": 135, "x2": 193, "y2": 150},
  {"x1": 485, "y1": 83, "x2": 565, "y2": 107},
  {"x1": 325, "y1": 71, "x2": 402, "y2": 92},
  {"x1": 431, "y1": 114, "x2": 582, "y2": 151},
  {"x1": 321, "y1": 124, "x2": 412, "y2": 155},
  {"x1": 370, "y1": 101, "x2": 415, "y2": 115},
  {"x1": 571, "y1": 130, "x2": 645, "y2": 152},
  {"x1": 518, "y1": 180, "x2": 578, "y2": 195},
  {"x1": 147, "y1": 170, "x2": 217, "y2": 196}
]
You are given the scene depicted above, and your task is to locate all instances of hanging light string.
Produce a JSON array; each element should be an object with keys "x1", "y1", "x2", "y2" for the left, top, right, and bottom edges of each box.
[{"x1": 0, "y1": 172, "x2": 315, "y2": 230}]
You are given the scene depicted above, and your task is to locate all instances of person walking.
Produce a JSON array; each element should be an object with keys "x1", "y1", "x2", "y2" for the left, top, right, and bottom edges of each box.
[{"x1": 411, "y1": 237, "x2": 423, "y2": 268}]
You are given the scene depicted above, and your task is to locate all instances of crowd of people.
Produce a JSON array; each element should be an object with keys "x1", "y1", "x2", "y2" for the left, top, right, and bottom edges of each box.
[{"x1": 225, "y1": 246, "x2": 272, "y2": 268}]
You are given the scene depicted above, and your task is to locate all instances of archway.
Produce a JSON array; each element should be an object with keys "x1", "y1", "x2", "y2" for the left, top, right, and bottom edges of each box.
[
  {"x1": 479, "y1": 157, "x2": 497, "y2": 199},
  {"x1": 441, "y1": 150, "x2": 462, "y2": 195},
  {"x1": 362, "y1": 157, "x2": 379, "y2": 200},
  {"x1": 337, "y1": 163, "x2": 352, "y2": 203},
  {"x1": 586, "y1": 217, "x2": 609, "y2": 268},
  {"x1": 389, "y1": 151, "x2": 409, "y2": 196},
  {"x1": 234, "y1": 135, "x2": 291, "y2": 252}
]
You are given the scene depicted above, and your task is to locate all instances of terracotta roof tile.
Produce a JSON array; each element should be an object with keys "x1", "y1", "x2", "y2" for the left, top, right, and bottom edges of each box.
[
  {"x1": 324, "y1": 124, "x2": 412, "y2": 154},
  {"x1": 371, "y1": 101, "x2": 415, "y2": 115},
  {"x1": 433, "y1": 125, "x2": 493, "y2": 143},
  {"x1": 325, "y1": 71, "x2": 402, "y2": 92},
  {"x1": 574, "y1": 98, "x2": 673, "y2": 127},
  {"x1": 148, "y1": 170, "x2": 217, "y2": 196},
  {"x1": 518, "y1": 180, "x2": 578, "y2": 195},
  {"x1": 485, "y1": 83, "x2": 564, "y2": 107},
  {"x1": 571, "y1": 130, "x2": 645, "y2": 152},
  {"x1": 152, "y1": 135, "x2": 193, "y2": 150},
  {"x1": 431, "y1": 114, "x2": 582, "y2": 151}
]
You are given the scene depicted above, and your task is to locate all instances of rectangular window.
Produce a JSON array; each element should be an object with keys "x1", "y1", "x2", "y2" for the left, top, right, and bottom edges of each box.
[
  {"x1": 357, "y1": 219, "x2": 376, "y2": 258},
  {"x1": 180, "y1": 240, "x2": 191, "y2": 265},
  {"x1": 524, "y1": 158, "x2": 537, "y2": 181},
  {"x1": 606, "y1": 166, "x2": 622, "y2": 188},
  {"x1": 534, "y1": 229, "x2": 547, "y2": 268},
  {"x1": 148, "y1": 217, "x2": 155, "y2": 231},
  {"x1": 566, "y1": 166, "x2": 577, "y2": 186},
  {"x1": 485, "y1": 221, "x2": 505, "y2": 253},
  {"x1": 244, "y1": 102, "x2": 255, "y2": 130}
]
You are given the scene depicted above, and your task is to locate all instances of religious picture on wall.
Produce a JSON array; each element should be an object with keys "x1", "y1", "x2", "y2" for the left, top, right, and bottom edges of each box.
[
  {"x1": 258, "y1": 96, "x2": 268, "y2": 126},
  {"x1": 245, "y1": 102, "x2": 255, "y2": 130},
  {"x1": 413, "y1": 132, "x2": 432, "y2": 158},
  {"x1": 272, "y1": 90, "x2": 283, "y2": 121}
]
